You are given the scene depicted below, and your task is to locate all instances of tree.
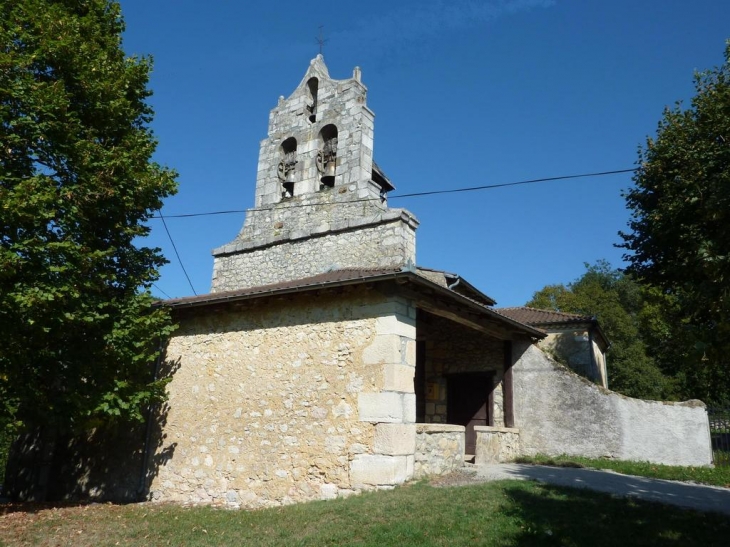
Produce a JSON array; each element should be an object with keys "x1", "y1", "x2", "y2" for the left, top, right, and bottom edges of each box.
[
  {"x1": 0, "y1": 0, "x2": 177, "y2": 437},
  {"x1": 527, "y1": 261, "x2": 676, "y2": 400},
  {"x1": 619, "y1": 41, "x2": 730, "y2": 404}
]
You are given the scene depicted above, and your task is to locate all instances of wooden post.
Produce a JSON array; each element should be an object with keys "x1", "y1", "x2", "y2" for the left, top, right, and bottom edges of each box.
[
  {"x1": 503, "y1": 340, "x2": 514, "y2": 428},
  {"x1": 488, "y1": 373, "x2": 495, "y2": 427}
]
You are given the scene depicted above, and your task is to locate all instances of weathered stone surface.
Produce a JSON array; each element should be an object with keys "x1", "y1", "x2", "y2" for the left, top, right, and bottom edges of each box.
[
  {"x1": 362, "y1": 335, "x2": 402, "y2": 366},
  {"x1": 374, "y1": 424, "x2": 416, "y2": 455},
  {"x1": 209, "y1": 54, "x2": 419, "y2": 294},
  {"x1": 512, "y1": 342, "x2": 713, "y2": 467},
  {"x1": 211, "y1": 213, "x2": 417, "y2": 292},
  {"x1": 383, "y1": 363, "x2": 415, "y2": 392},
  {"x1": 538, "y1": 329, "x2": 608, "y2": 388},
  {"x1": 474, "y1": 426, "x2": 520, "y2": 464},
  {"x1": 418, "y1": 313, "x2": 503, "y2": 425},
  {"x1": 357, "y1": 392, "x2": 405, "y2": 423},
  {"x1": 413, "y1": 424, "x2": 465, "y2": 478},
  {"x1": 349, "y1": 454, "x2": 409, "y2": 487},
  {"x1": 150, "y1": 289, "x2": 411, "y2": 508}
]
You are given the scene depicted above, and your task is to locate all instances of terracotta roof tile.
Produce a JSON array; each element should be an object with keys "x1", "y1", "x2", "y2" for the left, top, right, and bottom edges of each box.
[
  {"x1": 164, "y1": 267, "x2": 402, "y2": 307},
  {"x1": 161, "y1": 268, "x2": 544, "y2": 339},
  {"x1": 494, "y1": 306, "x2": 593, "y2": 325}
]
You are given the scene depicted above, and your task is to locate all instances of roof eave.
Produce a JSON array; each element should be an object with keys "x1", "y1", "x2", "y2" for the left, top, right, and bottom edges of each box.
[{"x1": 162, "y1": 270, "x2": 544, "y2": 339}]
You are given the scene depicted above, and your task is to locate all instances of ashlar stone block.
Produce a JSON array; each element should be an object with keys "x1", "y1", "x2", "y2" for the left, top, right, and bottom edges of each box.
[
  {"x1": 349, "y1": 454, "x2": 409, "y2": 487},
  {"x1": 375, "y1": 314, "x2": 416, "y2": 338},
  {"x1": 362, "y1": 334, "x2": 401, "y2": 366},
  {"x1": 357, "y1": 392, "x2": 403, "y2": 423},
  {"x1": 383, "y1": 363, "x2": 415, "y2": 393},
  {"x1": 374, "y1": 423, "x2": 416, "y2": 456},
  {"x1": 402, "y1": 393, "x2": 416, "y2": 423}
]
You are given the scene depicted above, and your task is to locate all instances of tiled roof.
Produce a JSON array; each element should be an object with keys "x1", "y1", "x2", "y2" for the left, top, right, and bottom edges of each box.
[
  {"x1": 161, "y1": 267, "x2": 545, "y2": 339},
  {"x1": 164, "y1": 267, "x2": 403, "y2": 308},
  {"x1": 415, "y1": 266, "x2": 496, "y2": 306},
  {"x1": 495, "y1": 306, "x2": 593, "y2": 325}
]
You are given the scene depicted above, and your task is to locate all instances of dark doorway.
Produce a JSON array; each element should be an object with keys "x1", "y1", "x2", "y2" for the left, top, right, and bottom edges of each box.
[{"x1": 447, "y1": 373, "x2": 493, "y2": 456}]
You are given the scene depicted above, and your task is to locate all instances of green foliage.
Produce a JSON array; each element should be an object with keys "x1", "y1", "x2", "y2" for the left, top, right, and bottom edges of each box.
[
  {"x1": 619, "y1": 42, "x2": 730, "y2": 405},
  {"x1": 527, "y1": 261, "x2": 676, "y2": 400},
  {"x1": 0, "y1": 428, "x2": 11, "y2": 482},
  {"x1": 0, "y1": 1, "x2": 177, "y2": 433}
]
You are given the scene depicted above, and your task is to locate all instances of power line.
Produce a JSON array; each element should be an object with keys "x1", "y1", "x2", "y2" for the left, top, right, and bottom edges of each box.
[
  {"x1": 152, "y1": 283, "x2": 172, "y2": 300},
  {"x1": 392, "y1": 168, "x2": 637, "y2": 198},
  {"x1": 157, "y1": 208, "x2": 198, "y2": 295},
  {"x1": 149, "y1": 167, "x2": 637, "y2": 219},
  {"x1": 149, "y1": 197, "x2": 377, "y2": 219}
]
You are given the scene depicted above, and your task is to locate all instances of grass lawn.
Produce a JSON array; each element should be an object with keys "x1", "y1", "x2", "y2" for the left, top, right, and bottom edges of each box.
[
  {"x1": 2, "y1": 479, "x2": 730, "y2": 547},
  {"x1": 514, "y1": 454, "x2": 730, "y2": 488}
]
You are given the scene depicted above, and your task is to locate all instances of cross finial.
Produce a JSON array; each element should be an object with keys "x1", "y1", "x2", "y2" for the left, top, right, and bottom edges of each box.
[{"x1": 316, "y1": 25, "x2": 328, "y2": 55}]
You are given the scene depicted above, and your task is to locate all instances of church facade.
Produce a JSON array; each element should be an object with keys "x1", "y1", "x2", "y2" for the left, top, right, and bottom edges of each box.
[{"x1": 144, "y1": 57, "x2": 711, "y2": 508}]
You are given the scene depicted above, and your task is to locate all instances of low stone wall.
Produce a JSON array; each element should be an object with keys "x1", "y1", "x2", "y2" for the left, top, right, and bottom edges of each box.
[
  {"x1": 474, "y1": 426, "x2": 520, "y2": 465},
  {"x1": 414, "y1": 424, "x2": 465, "y2": 478},
  {"x1": 513, "y1": 343, "x2": 713, "y2": 467}
]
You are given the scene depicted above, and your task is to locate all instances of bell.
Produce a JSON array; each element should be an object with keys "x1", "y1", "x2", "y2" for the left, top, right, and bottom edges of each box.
[
  {"x1": 285, "y1": 169, "x2": 296, "y2": 184},
  {"x1": 320, "y1": 161, "x2": 336, "y2": 186}
]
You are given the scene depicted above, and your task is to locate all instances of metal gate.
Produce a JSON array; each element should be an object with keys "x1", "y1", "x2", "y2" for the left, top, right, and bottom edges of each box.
[{"x1": 708, "y1": 408, "x2": 730, "y2": 467}]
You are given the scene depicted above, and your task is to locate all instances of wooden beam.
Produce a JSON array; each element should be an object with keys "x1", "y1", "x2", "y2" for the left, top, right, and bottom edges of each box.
[
  {"x1": 394, "y1": 287, "x2": 510, "y2": 339},
  {"x1": 503, "y1": 340, "x2": 514, "y2": 428},
  {"x1": 488, "y1": 373, "x2": 495, "y2": 427}
]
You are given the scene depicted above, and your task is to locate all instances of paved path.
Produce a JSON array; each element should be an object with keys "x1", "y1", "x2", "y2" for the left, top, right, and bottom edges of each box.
[{"x1": 474, "y1": 463, "x2": 730, "y2": 515}]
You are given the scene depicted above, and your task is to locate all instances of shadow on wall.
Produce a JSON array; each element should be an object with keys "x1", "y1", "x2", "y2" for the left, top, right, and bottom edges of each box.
[
  {"x1": 2, "y1": 357, "x2": 181, "y2": 503},
  {"x1": 547, "y1": 332, "x2": 598, "y2": 385}
]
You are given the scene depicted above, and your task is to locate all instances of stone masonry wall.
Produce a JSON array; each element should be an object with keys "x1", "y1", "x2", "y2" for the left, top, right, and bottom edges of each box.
[
  {"x1": 414, "y1": 424, "x2": 465, "y2": 478},
  {"x1": 474, "y1": 426, "x2": 520, "y2": 465},
  {"x1": 254, "y1": 56, "x2": 377, "y2": 207},
  {"x1": 151, "y1": 287, "x2": 417, "y2": 508},
  {"x1": 512, "y1": 342, "x2": 713, "y2": 467},
  {"x1": 210, "y1": 56, "x2": 419, "y2": 294},
  {"x1": 418, "y1": 313, "x2": 504, "y2": 425},
  {"x1": 538, "y1": 329, "x2": 607, "y2": 388},
  {"x1": 211, "y1": 200, "x2": 417, "y2": 292}
]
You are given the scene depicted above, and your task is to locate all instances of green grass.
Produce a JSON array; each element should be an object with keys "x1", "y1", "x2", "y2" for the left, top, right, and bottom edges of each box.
[
  {"x1": 714, "y1": 449, "x2": 730, "y2": 468},
  {"x1": 2, "y1": 479, "x2": 730, "y2": 546},
  {"x1": 514, "y1": 454, "x2": 730, "y2": 487}
]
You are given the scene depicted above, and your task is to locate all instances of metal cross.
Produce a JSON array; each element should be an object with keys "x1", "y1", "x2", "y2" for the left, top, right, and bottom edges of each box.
[{"x1": 316, "y1": 25, "x2": 328, "y2": 55}]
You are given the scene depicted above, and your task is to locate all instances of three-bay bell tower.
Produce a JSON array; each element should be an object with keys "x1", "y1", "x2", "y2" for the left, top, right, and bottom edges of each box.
[{"x1": 211, "y1": 56, "x2": 418, "y2": 292}]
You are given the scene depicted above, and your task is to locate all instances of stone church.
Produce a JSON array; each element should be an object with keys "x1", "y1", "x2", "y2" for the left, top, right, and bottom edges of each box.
[
  {"x1": 145, "y1": 56, "x2": 711, "y2": 507},
  {"x1": 5, "y1": 56, "x2": 711, "y2": 506}
]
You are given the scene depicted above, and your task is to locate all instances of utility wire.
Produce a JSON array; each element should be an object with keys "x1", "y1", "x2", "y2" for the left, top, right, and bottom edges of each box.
[
  {"x1": 157, "y1": 208, "x2": 197, "y2": 295},
  {"x1": 150, "y1": 167, "x2": 637, "y2": 219},
  {"x1": 152, "y1": 283, "x2": 172, "y2": 300},
  {"x1": 392, "y1": 168, "x2": 637, "y2": 198}
]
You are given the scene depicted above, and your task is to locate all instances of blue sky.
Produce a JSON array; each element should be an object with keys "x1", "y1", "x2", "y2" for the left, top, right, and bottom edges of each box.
[{"x1": 119, "y1": 0, "x2": 729, "y2": 306}]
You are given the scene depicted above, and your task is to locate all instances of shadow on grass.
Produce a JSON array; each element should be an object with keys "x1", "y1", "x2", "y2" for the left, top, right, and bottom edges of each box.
[
  {"x1": 0, "y1": 500, "x2": 116, "y2": 517},
  {"x1": 498, "y1": 481, "x2": 730, "y2": 547}
]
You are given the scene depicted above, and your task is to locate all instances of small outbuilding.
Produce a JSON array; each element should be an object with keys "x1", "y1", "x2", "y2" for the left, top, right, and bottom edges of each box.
[{"x1": 496, "y1": 307, "x2": 610, "y2": 388}]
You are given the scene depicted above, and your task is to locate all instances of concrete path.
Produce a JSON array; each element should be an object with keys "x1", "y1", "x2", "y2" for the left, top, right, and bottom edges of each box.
[{"x1": 475, "y1": 463, "x2": 730, "y2": 516}]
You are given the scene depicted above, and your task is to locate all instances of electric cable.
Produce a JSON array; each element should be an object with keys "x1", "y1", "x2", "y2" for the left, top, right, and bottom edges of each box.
[
  {"x1": 149, "y1": 167, "x2": 637, "y2": 219},
  {"x1": 157, "y1": 208, "x2": 197, "y2": 295}
]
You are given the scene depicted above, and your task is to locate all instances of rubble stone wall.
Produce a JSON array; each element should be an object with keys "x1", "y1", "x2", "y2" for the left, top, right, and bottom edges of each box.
[
  {"x1": 211, "y1": 207, "x2": 416, "y2": 292},
  {"x1": 414, "y1": 424, "x2": 465, "y2": 478},
  {"x1": 150, "y1": 288, "x2": 417, "y2": 508},
  {"x1": 418, "y1": 313, "x2": 504, "y2": 426},
  {"x1": 474, "y1": 426, "x2": 520, "y2": 464}
]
